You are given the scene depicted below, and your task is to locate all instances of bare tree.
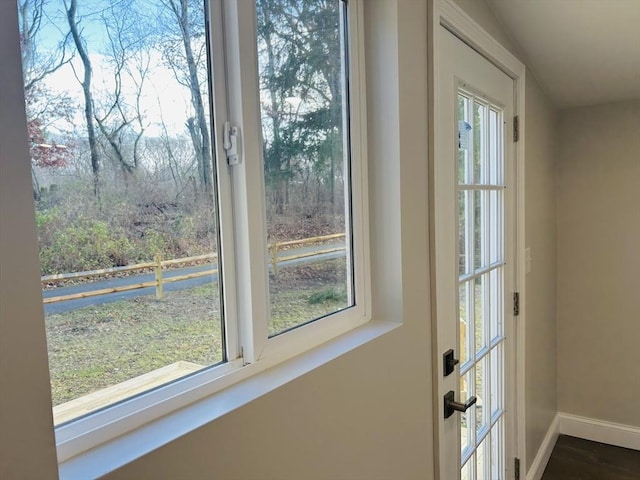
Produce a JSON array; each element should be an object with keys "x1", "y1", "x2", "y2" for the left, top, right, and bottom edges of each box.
[
  {"x1": 159, "y1": 0, "x2": 213, "y2": 201},
  {"x1": 94, "y1": 1, "x2": 151, "y2": 184},
  {"x1": 257, "y1": 0, "x2": 344, "y2": 216},
  {"x1": 18, "y1": 0, "x2": 75, "y2": 200},
  {"x1": 65, "y1": 0, "x2": 101, "y2": 197},
  {"x1": 19, "y1": 0, "x2": 72, "y2": 92}
]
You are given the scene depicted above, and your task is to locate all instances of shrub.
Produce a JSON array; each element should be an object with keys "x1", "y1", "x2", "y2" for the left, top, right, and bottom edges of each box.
[{"x1": 38, "y1": 211, "x2": 134, "y2": 275}]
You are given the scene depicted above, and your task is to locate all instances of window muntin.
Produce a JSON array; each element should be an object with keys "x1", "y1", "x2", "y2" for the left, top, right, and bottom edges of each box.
[{"x1": 17, "y1": 0, "x2": 366, "y2": 457}]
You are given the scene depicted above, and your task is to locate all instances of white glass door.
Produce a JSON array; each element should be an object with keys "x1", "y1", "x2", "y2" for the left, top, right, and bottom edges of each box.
[{"x1": 434, "y1": 26, "x2": 517, "y2": 479}]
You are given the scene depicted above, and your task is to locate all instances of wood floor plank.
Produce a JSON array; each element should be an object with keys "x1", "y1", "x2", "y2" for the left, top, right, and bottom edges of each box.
[{"x1": 542, "y1": 435, "x2": 640, "y2": 480}]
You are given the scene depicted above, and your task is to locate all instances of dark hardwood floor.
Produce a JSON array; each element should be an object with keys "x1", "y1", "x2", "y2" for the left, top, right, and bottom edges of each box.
[{"x1": 541, "y1": 435, "x2": 640, "y2": 480}]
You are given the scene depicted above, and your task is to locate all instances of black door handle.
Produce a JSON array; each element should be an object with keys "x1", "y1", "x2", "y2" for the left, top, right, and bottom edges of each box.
[{"x1": 444, "y1": 390, "x2": 477, "y2": 418}]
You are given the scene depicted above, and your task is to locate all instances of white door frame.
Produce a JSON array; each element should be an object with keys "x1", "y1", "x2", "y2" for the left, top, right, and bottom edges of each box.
[{"x1": 430, "y1": 0, "x2": 526, "y2": 477}]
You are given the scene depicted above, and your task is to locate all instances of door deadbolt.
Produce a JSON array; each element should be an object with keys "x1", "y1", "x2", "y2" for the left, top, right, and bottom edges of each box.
[{"x1": 443, "y1": 349, "x2": 459, "y2": 376}]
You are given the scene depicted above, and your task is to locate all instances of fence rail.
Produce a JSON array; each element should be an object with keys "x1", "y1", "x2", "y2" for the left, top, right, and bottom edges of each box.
[
  {"x1": 41, "y1": 253, "x2": 217, "y2": 283},
  {"x1": 42, "y1": 233, "x2": 345, "y2": 305}
]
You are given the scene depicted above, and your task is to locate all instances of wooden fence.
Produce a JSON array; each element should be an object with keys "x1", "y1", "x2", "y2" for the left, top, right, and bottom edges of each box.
[{"x1": 42, "y1": 233, "x2": 346, "y2": 304}]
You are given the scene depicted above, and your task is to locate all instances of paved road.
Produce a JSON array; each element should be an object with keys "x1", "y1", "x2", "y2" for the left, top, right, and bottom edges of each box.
[{"x1": 43, "y1": 241, "x2": 346, "y2": 315}]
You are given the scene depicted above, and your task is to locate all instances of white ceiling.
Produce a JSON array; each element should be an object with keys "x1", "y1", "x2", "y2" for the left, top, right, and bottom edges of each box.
[{"x1": 487, "y1": 0, "x2": 640, "y2": 108}]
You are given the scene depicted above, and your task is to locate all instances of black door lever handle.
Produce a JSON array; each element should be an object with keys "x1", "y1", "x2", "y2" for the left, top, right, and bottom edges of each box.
[{"x1": 444, "y1": 390, "x2": 477, "y2": 418}]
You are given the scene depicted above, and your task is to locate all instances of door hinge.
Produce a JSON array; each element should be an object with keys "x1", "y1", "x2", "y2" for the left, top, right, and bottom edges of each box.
[
  {"x1": 513, "y1": 292, "x2": 520, "y2": 316},
  {"x1": 514, "y1": 457, "x2": 521, "y2": 480},
  {"x1": 513, "y1": 116, "x2": 520, "y2": 142},
  {"x1": 224, "y1": 121, "x2": 240, "y2": 165}
]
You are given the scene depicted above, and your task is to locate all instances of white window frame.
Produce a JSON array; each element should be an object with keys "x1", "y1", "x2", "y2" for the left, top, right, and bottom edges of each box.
[{"x1": 54, "y1": 0, "x2": 370, "y2": 464}]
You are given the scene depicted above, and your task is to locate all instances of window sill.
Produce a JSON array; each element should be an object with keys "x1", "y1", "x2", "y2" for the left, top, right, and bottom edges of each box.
[{"x1": 57, "y1": 319, "x2": 400, "y2": 480}]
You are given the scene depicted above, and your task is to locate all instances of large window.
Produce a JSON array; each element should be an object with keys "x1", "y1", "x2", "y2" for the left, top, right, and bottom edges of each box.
[{"x1": 18, "y1": 0, "x2": 367, "y2": 456}]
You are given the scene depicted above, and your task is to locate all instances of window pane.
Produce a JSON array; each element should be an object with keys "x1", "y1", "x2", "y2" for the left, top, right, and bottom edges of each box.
[
  {"x1": 475, "y1": 353, "x2": 489, "y2": 435},
  {"x1": 459, "y1": 281, "x2": 471, "y2": 365},
  {"x1": 256, "y1": 0, "x2": 353, "y2": 336},
  {"x1": 19, "y1": 0, "x2": 223, "y2": 424},
  {"x1": 476, "y1": 435, "x2": 488, "y2": 480},
  {"x1": 489, "y1": 189, "x2": 503, "y2": 265},
  {"x1": 490, "y1": 344, "x2": 503, "y2": 415},
  {"x1": 474, "y1": 190, "x2": 489, "y2": 270},
  {"x1": 490, "y1": 416, "x2": 505, "y2": 478},
  {"x1": 459, "y1": 190, "x2": 472, "y2": 276},
  {"x1": 475, "y1": 274, "x2": 486, "y2": 354},
  {"x1": 488, "y1": 109, "x2": 502, "y2": 185},
  {"x1": 473, "y1": 102, "x2": 486, "y2": 184},
  {"x1": 461, "y1": 457, "x2": 473, "y2": 480},
  {"x1": 458, "y1": 94, "x2": 471, "y2": 185},
  {"x1": 489, "y1": 267, "x2": 503, "y2": 341},
  {"x1": 460, "y1": 368, "x2": 472, "y2": 456}
]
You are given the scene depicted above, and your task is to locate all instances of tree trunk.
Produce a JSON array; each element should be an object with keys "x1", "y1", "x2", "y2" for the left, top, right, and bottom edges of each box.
[
  {"x1": 263, "y1": 5, "x2": 286, "y2": 215},
  {"x1": 66, "y1": 0, "x2": 100, "y2": 197},
  {"x1": 174, "y1": 0, "x2": 213, "y2": 202}
]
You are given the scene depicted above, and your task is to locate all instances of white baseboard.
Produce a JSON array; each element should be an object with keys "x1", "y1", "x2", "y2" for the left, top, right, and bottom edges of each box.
[
  {"x1": 526, "y1": 414, "x2": 559, "y2": 480},
  {"x1": 558, "y1": 412, "x2": 640, "y2": 451},
  {"x1": 525, "y1": 413, "x2": 640, "y2": 480}
]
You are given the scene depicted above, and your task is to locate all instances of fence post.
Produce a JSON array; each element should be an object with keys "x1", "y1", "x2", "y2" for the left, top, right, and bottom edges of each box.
[
  {"x1": 270, "y1": 243, "x2": 278, "y2": 276},
  {"x1": 155, "y1": 253, "x2": 164, "y2": 299}
]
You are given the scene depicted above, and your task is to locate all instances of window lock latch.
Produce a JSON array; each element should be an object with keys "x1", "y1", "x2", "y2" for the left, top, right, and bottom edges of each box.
[{"x1": 224, "y1": 121, "x2": 240, "y2": 166}]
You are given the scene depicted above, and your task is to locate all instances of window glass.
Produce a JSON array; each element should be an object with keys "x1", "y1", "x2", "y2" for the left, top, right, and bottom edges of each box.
[
  {"x1": 18, "y1": 0, "x2": 223, "y2": 425},
  {"x1": 256, "y1": 0, "x2": 354, "y2": 336}
]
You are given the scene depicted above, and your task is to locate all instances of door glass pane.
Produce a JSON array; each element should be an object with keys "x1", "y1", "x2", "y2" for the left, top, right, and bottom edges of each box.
[
  {"x1": 490, "y1": 345, "x2": 503, "y2": 415},
  {"x1": 474, "y1": 274, "x2": 486, "y2": 353},
  {"x1": 461, "y1": 458, "x2": 472, "y2": 480},
  {"x1": 460, "y1": 368, "x2": 472, "y2": 455},
  {"x1": 459, "y1": 190, "x2": 472, "y2": 276},
  {"x1": 459, "y1": 281, "x2": 471, "y2": 365},
  {"x1": 256, "y1": 0, "x2": 353, "y2": 336},
  {"x1": 475, "y1": 190, "x2": 491, "y2": 270},
  {"x1": 489, "y1": 190, "x2": 502, "y2": 264},
  {"x1": 488, "y1": 108, "x2": 501, "y2": 185},
  {"x1": 476, "y1": 436, "x2": 488, "y2": 480},
  {"x1": 473, "y1": 190, "x2": 481, "y2": 269},
  {"x1": 475, "y1": 355, "x2": 489, "y2": 435},
  {"x1": 489, "y1": 268, "x2": 503, "y2": 341},
  {"x1": 491, "y1": 417, "x2": 505, "y2": 478},
  {"x1": 458, "y1": 94, "x2": 471, "y2": 185},
  {"x1": 473, "y1": 102, "x2": 486, "y2": 184},
  {"x1": 19, "y1": 0, "x2": 223, "y2": 425}
]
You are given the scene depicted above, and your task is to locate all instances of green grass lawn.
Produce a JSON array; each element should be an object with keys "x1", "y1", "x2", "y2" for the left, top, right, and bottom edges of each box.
[{"x1": 45, "y1": 259, "x2": 349, "y2": 406}]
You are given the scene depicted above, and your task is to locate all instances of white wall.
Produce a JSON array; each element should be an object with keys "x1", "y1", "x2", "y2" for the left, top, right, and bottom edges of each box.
[
  {"x1": 557, "y1": 101, "x2": 640, "y2": 427},
  {"x1": 523, "y1": 77, "x2": 559, "y2": 466}
]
